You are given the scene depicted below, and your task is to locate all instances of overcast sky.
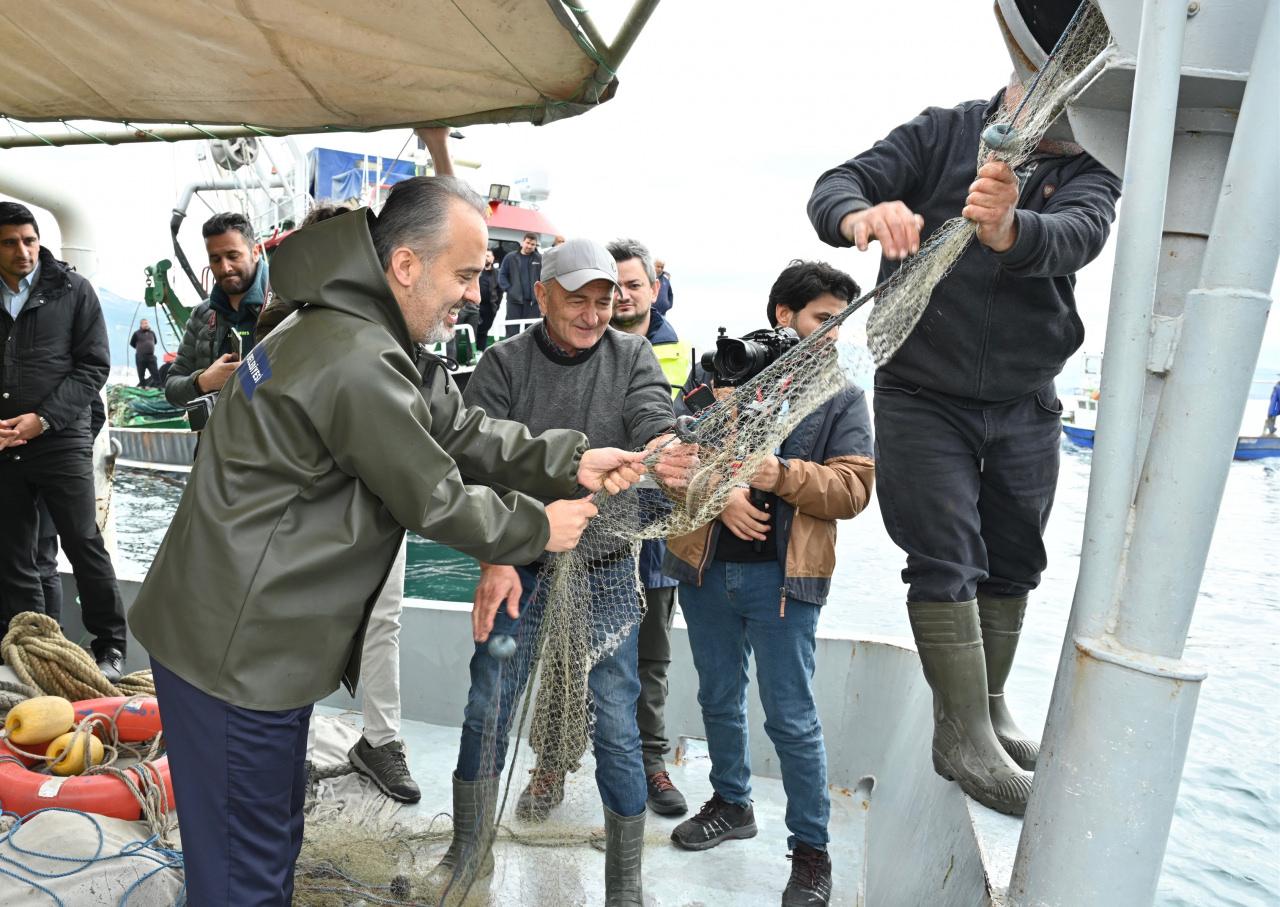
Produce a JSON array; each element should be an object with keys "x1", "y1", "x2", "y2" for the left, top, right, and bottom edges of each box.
[{"x1": 3, "y1": 1, "x2": 1277, "y2": 382}]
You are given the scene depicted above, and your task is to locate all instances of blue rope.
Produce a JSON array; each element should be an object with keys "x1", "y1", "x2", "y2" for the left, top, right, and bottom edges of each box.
[{"x1": 0, "y1": 805, "x2": 184, "y2": 906}]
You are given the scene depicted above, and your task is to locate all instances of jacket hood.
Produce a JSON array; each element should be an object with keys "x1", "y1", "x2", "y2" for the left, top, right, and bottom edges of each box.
[
  {"x1": 209, "y1": 254, "x2": 269, "y2": 320},
  {"x1": 646, "y1": 307, "x2": 679, "y2": 345},
  {"x1": 268, "y1": 208, "x2": 414, "y2": 355}
]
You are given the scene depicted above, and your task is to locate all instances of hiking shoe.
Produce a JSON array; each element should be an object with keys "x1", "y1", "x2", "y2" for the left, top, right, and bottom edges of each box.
[
  {"x1": 783, "y1": 842, "x2": 832, "y2": 906},
  {"x1": 348, "y1": 737, "x2": 421, "y2": 803},
  {"x1": 95, "y1": 647, "x2": 124, "y2": 684},
  {"x1": 515, "y1": 767, "x2": 565, "y2": 822},
  {"x1": 646, "y1": 770, "x2": 688, "y2": 816},
  {"x1": 670, "y1": 792, "x2": 757, "y2": 851}
]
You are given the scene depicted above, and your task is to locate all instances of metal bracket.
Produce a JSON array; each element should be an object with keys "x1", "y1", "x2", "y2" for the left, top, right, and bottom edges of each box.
[{"x1": 1146, "y1": 313, "x2": 1183, "y2": 374}]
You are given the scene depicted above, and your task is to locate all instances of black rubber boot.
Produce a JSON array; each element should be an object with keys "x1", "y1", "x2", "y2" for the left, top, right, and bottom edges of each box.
[
  {"x1": 423, "y1": 773, "x2": 498, "y2": 905},
  {"x1": 604, "y1": 805, "x2": 645, "y2": 906},
  {"x1": 978, "y1": 593, "x2": 1040, "y2": 771},
  {"x1": 908, "y1": 600, "x2": 1033, "y2": 816}
]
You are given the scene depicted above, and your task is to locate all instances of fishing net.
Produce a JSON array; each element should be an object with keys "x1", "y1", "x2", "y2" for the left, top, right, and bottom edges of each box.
[
  {"x1": 864, "y1": 0, "x2": 1110, "y2": 366},
  {"x1": 293, "y1": 5, "x2": 1113, "y2": 904},
  {"x1": 106, "y1": 385, "x2": 188, "y2": 429}
]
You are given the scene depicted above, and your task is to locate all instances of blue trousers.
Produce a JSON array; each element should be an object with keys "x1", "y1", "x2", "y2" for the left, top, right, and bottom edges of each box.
[
  {"x1": 152, "y1": 659, "x2": 312, "y2": 907},
  {"x1": 873, "y1": 372, "x2": 1062, "y2": 602},
  {"x1": 679, "y1": 559, "x2": 829, "y2": 850},
  {"x1": 455, "y1": 562, "x2": 647, "y2": 817}
]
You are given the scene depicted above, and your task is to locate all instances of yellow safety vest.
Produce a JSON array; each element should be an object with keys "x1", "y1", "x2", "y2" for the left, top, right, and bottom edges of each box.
[{"x1": 652, "y1": 340, "x2": 694, "y2": 400}]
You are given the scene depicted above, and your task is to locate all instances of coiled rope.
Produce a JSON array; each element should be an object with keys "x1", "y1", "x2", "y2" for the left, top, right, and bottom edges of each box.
[{"x1": 2, "y1": 612, "x2": 154, "y2": 700}]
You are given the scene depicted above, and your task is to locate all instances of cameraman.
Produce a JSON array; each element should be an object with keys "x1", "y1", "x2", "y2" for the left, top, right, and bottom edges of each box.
[{"x1": 664, "y1": 261, "x2": 874, "y2": 907}]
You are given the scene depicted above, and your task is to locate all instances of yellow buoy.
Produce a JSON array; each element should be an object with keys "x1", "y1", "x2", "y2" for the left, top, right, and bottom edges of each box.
[
  {"x1": 3, "y1": 696, "x2": 76, "y2": 745},
  {"x1": 46, "y1": 731, "x2": 106, "y2": 776}
]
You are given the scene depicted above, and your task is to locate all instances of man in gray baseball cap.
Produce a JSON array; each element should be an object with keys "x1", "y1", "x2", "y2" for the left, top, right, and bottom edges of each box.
[{"x1": 426, "y1": 237, "x2": 686, "y2": 906}]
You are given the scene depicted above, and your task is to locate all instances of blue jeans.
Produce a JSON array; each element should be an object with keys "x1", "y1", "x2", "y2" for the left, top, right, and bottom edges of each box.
[
  {"x1": 679, "y1": 559, "x2": 829, "y2": 850},
  {"x1": 456, "y1": 562, "x2": 647, "y2": 817}
]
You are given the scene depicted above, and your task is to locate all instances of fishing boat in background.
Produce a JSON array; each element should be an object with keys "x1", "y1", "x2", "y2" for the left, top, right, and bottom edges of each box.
[{"x1": 1060, "y1": 355, "x2": 1280, "y2": 460}]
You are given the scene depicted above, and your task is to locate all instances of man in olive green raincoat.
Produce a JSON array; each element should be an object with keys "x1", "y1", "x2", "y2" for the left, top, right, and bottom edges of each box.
[{"x1": 129, "y1": 177, "x2": 647, "y2": 907}]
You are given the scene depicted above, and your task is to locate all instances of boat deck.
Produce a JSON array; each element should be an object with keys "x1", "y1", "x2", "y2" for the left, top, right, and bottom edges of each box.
[{"x1": 310, "y1": 706, "x2": 870, "y2": 906}]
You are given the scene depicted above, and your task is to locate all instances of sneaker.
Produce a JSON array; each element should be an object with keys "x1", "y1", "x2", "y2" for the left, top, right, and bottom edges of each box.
[
  {"x1": 670, "y1": 792, "x2": 757, "y2": 851},
  {"x1": 782, "y1": 842, "x2": 832, "y2": 906},
  {"x1": 515, "y1": 767, "x2": 565, "y2": 822},
  {"x1": 95, "y1": 647, "x2": 124, "y2": 684},
  {"x1": 646, "y1": 770, "x2": 688, "y2": 816},
  {"x1": 348, "y1": 737, "x2": 421, "y2": 803}
]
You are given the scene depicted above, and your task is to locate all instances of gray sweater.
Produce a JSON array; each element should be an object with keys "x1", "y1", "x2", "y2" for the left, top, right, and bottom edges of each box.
[{"x1": 464, "y1": 324, "x2": 674, "y2": 455}]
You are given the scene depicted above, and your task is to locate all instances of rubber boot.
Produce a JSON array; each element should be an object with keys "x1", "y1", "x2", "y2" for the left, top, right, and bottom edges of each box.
[
  {"x1": 908, "y1": 600, "x2": 1033, "y2": 816},
  {"x1": 978, "y1": 593, "x2": 1040, "y2": 770},
  {"x1": 604, "y1": 805, "x2": 645, "y2": 906},
  {"x1": 423, "y1": 774, "x2": 499, "y2": 905}
]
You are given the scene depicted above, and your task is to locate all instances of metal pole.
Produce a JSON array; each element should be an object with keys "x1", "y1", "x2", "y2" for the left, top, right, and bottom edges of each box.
[
  {"x1": 1011, "y1": 2, "x2": 1278, "y2": 903},
  {"x1": 1113, "y1": 0, "x2": 1279, "y2": 657},
  {"x1": 1063, "y1": 0, "x2": 1189, "y2": 647}
]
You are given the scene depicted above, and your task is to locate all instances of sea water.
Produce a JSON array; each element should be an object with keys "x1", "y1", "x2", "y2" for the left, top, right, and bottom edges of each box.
[{"x1": 113, "y1": 440, "x2": 1279, "y2": 905}]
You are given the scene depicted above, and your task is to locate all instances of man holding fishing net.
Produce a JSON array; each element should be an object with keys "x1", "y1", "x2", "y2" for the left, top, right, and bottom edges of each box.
[
  {"x1": 808, "y1": 67, "x2": 1120, "y2": 816},
  {"x1": 426, "y1": 237, "x2": 695, "y2": 907},
  {"x1": 128, "y1": 180, "x2": 657, "y2": 906}
]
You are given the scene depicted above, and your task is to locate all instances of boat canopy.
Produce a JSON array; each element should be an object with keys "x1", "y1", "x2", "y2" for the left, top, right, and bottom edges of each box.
[{"x1": 0, "y1": 0, "x2": 657, "y2": 148}]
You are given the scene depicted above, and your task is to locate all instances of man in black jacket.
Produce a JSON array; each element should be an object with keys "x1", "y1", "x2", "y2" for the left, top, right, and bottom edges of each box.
[
  {"x1": 808, "y1": 80, "x2": 1120, "y2": 816},
  {"x1": 164, "y1": 212, "x2": 267, "y2": 408},
  {"x1": 0, "y1": 202, "x2": 127, "y2": 680},
  {"x1": 497, "y1": 232, "x2": 541, "y2": 338},
  {"x1": 129, "y1": 318, "x2": 160, "y2": 387},
  {"x1": 475, "y1": 249, "x2": 502, "y2": 350}
]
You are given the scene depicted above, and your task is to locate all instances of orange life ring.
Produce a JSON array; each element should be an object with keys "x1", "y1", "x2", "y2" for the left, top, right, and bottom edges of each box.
[{"x1": 0, "y1": 696, "x2": 174, "y2": 820}]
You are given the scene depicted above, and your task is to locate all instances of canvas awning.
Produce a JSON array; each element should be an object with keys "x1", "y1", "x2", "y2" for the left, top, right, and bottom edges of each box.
[{"x1": 0, "y1": 0, "x2": 657, "y2": 148}]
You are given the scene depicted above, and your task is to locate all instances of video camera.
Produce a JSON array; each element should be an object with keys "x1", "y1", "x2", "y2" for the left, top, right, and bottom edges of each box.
[
  {"x1": 681, "y1": 326, "x2": 801, "y2": 415},
  {"x1": 703, "y1": 326, "x2": 801, "y2": 387}
]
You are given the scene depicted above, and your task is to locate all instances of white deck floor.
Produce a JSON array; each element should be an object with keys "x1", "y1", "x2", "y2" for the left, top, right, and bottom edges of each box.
[{"x1": 312, "y1": 707, "x2": 869, "y2": 906}]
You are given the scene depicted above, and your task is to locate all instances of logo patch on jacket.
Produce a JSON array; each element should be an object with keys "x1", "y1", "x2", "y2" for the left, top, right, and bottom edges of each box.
[{"x1": 237, "y1": 347, "x2": 272, "y2": 400}]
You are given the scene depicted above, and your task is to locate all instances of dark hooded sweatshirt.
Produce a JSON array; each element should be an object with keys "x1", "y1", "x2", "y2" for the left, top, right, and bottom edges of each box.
[{"x1": 807, "y1": 92, "x2": 1121, "y2": 404}]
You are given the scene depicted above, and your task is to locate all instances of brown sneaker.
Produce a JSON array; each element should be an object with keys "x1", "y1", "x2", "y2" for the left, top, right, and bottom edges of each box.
[
  {"x1": 646, "y1": 770, "x2": 688, "y2": 816},
  {"x1": 515, "y1": 766, "x2": 564, "y2": 822}
]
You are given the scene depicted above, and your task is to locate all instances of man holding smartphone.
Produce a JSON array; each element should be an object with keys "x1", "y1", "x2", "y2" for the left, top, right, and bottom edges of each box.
[{"x1": 164, "y1": 212, "x2": 268, "y2": 408}]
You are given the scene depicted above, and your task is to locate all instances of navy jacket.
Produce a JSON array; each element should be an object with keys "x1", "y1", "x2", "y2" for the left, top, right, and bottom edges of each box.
[{"x1": 808, "y1": 92, "x2": 1121, "y2": 404}]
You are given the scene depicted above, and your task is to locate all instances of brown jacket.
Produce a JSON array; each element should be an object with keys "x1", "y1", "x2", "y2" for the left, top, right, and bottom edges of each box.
[{"x1": 664, "y1": 382, "x2": 874, "y2": 608}]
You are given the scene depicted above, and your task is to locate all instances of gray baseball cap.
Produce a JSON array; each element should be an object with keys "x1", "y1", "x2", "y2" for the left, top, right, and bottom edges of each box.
[{"x1": 539, "y1": 238, "x2": 619, "y2": 292}]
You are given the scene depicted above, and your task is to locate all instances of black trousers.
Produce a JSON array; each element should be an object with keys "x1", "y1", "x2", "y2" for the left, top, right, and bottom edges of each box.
[
  {"x1": 136, "y1": 354, "x2": 160, "y2": 387},
  {"x1": 637, "y1": 585, "x2": 677, "y2": 774},
  {"x1": 476, "y1": 298, "x2": 500, "y2": 350},
  {"x1": 37, "y1": 500, "x2": 63, "y2": 620},
  {"x1": 873, "y1": 373, "x2": 1062, "y2": 603},
  {"x1": 504, "y1": 299, "x2": 540, "y2": 338},
  {"x1": 0, "y1": 446, "x2": 126, "y2": 655}
]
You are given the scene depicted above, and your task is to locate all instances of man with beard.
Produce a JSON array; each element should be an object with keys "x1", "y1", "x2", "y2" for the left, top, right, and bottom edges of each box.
[
  {"x1": 129, "y1": 179, "x2": 652, "y2": 905},
  {"x1": 165, "y1": 212, "x2": 269, "y2": 408}
]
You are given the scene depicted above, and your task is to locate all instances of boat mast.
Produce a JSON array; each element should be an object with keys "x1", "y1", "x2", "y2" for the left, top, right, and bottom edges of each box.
[{"x1": 1010, "y1": 1, "x2": 1279, "y2": 904}]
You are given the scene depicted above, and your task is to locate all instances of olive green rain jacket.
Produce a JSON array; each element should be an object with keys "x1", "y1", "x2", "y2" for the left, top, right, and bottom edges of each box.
[{"x1": 129, "y1": 209, "x2": 587, "y2": 710}]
